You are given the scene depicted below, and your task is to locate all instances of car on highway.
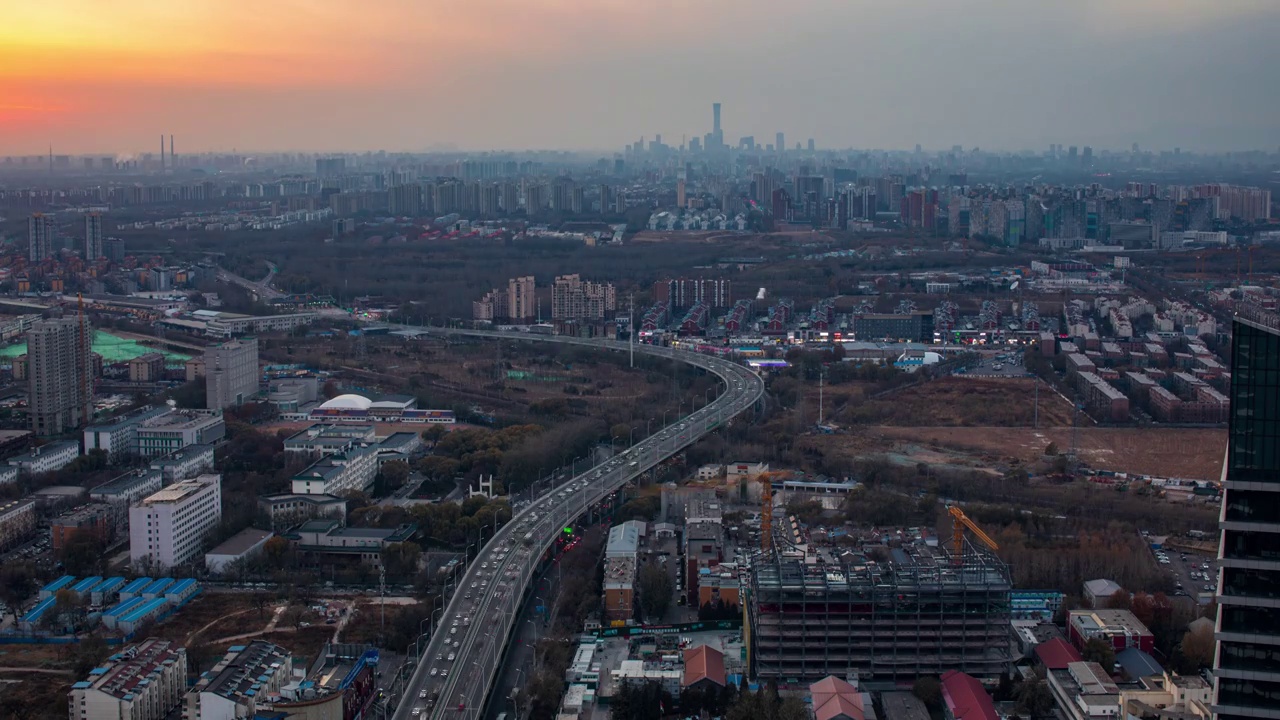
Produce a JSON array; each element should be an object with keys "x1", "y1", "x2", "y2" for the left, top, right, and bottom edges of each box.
[{"x1": 430, "y1": 668, "x2": 438, "y2": 677}]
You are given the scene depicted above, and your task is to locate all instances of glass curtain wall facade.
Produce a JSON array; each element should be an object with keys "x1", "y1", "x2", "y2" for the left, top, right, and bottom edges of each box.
[{"x1": 1214, "y1": 317, "x2": 1280, "y2": 719}]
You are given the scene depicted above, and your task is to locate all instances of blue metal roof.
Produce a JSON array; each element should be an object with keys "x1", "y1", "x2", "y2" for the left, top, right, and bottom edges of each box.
[
  {"x1": 142, "y1": 578, "x2": 174, "y2": 596},
  {"x1": 121, "y1": 577, "x2": 151, "y2": 593},
  {"x1": 94, "y1": 577, "x2": 127, "y2": 593},
  {"x1": 21, "y1": 596, "x2": 56, "y2": 622},
  {"x1": 42, "y1": 575, "x2": 76, "y2": 593},
  {"x1": 72, "y1": 576, "x2": 103, "y2": 593},
  {"x1": 166, "y1": 578, "x2": 196, "y2": 596},
  {"x1": 119, "y1": 598, "x2": 168, "y2": 623},
  {"x1": 103, "y1": 597, "x2": 146, "y2": 618}
]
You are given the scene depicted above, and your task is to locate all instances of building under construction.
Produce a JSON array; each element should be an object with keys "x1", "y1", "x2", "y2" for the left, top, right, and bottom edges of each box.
[{"x1": 745, "y1": 539, "x2": 1011, "y2": 686}]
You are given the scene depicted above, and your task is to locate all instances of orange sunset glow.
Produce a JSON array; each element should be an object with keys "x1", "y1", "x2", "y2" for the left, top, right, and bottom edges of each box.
[{"x1": 1, "y1": 0, "x2": 1277, "y2": 154}]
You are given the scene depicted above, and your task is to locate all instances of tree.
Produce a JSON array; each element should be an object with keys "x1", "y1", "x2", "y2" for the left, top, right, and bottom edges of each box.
[
  {"x1": 1083, "y1": 637, "x2": 1116, "y2": 670},
  {"x1": 1107, "y1": 589, "x2": 1132, "y2": 610},
  {"x1": 59, "y1": 531, "x2": 108, "y2": 577},
  {"x1": 1014, "y1": 679, "x2": 1055, "y2": 717},
  {"x1": 382, "y1": 542, "x2": 423, "y2": 580},
  {"x1": 637, "y1": 561, "x2": 673, "y2": 620},
  {"x1": 1180, "y1": 624, "x2": 1215, "y2": 668},
  {"x1": 912, "y1": 676, "x2": 942, "y2": 710},
  {"x1": 377, "y1": 460, "x2": 411, "y2": 494},
  {"x1": 0, "y1": 563, "x2": 36, "y2": 624}
]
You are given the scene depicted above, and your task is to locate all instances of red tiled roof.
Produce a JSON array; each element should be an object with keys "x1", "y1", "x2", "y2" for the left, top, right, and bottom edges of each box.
[
  {"x1": 1035, "y1": 637, "x2": 1084, "y2": 670},
  {"x1": 940, "y1": 670, "x2": 998, "y2": 720},
  {"x1": 810, "y1": 676, "x2": 866, "y2": 720},
  {"x1": 682, "y1": 645, "x2": 726, "y2": 688}
]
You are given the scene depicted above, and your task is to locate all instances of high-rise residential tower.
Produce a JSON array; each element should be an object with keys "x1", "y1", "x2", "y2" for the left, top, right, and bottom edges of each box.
[
  {"x1": 1213, "y1": 315, "x2": 1280, "y2": 720},
  {"x1": 507, "y1": 276, "x2": 536, "y2": 321},
  {"x1": 28, "y1": 317, "x2": 92, "y2": 436},
  {"x1": 84, "y1": 213, "x2": 104, "y2": 259},
  {"x1": 28, "y1": 213, "x2": 54, "y2": 262}
]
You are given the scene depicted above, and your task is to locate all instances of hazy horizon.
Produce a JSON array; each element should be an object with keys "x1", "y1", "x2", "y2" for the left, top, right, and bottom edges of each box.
[{"x1": 4, "y1": 0, "x2": 1280, "y2": 156}]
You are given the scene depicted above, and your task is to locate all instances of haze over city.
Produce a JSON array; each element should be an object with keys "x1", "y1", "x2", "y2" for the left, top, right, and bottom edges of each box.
[{"x1": 4, "y1": 0, "x2": 1280, "y2": 155}]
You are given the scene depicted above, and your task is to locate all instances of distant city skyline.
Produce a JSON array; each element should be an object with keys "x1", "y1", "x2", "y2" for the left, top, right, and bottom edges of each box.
[{"x1": 3, "y1": 0, "x2": 1279, "y2": 156}]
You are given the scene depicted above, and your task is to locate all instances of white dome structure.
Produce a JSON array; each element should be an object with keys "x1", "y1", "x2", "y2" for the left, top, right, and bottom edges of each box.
[{"x1": 318, "y1": 394, "x2": 373, "y2": 411}]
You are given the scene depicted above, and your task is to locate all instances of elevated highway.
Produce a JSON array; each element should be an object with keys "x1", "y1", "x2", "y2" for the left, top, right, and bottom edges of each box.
[{"x1": 390, "y1": 330, "x2": 765, "y2": 720}]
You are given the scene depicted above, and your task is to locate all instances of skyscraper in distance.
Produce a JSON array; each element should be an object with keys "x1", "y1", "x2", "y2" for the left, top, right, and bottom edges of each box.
[
  {"x1": 28, "y1": 316, "x2": 92, "y2": 436},
  {"x1": 776, "y1": 132, "x2": 785, "y2": 155},
  {"x1": 713, "y1": 103, "x2": 721, "y2": 136},
  {"x1": 84, "y1": 213, "x2": 103, "y2": 259},
  {"x1": 28, "y1": 213, "x2": 54, "y2": 262},
  {"x1": 1213, "y1": 315, "x2": 1280, "y2": 720}
]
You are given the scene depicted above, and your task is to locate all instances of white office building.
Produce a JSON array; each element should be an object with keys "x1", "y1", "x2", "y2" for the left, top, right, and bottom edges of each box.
[{"x1": 129, "y1": 475, "x2": 222, "y2": 571}]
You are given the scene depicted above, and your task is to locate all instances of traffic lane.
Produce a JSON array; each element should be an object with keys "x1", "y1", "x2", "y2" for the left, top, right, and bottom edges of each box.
[{"x1": 409, "y1": 370, "x2": 759, "y2": 716}]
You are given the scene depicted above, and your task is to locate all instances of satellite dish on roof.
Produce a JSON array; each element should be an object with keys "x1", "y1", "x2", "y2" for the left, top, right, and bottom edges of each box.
[{"x1": 1010, "y1": 280, "x2": 1020, "y2": 291}]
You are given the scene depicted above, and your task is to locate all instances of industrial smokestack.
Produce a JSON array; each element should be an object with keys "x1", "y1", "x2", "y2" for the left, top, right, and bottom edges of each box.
[
  {"x1": 170, "y1": 135, "x2": 174, "y2": 167},
  {"x1": 160, "y1": 135, "x2": 165, "y2": 170}
]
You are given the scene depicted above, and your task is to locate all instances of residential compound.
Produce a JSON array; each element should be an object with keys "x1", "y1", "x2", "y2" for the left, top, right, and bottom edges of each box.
[
  {"x1": 184, "y1": 640, "x2": 292, "y2": 719},
  {"x1": 746, "y1": 538, "x2": 1011, "y2": 684},
  {"x1": 129, "y1": 475, "x2": 223, "y2": 570},
  {"x1": 27, "y1": 316, "x2": 92, "y2": 436},
  {"x1": 69, "y1": 639, "x2": 188, "y2": 720},
  {"x1": 473, "y1": 275, "x2": 536, "y2": 323},
  {"x1": 551, "y1": 274, "x2": 617, "y2": 320},
  {"x1": 1212, "y1": 316, "x2": 1280, "y2": 720},
  {"x1": 204, "y1": 337, "x2": 259, "y2": 409}
]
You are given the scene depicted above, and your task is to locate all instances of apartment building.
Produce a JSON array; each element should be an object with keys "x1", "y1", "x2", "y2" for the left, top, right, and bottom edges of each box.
[
  {"x1": 8, "y1": 440, "x2": 80, "y2": 475},
  {"x1": 28, "y1": 316, "x2": 92, "y2": 436},
  {"x1": 552, "y1": 274, "x2": 616, "y2": 320},
  {"x1": 149, "y1": 444, "x2": 216, "y2": 483},
  {"x1": 129, "y1": 475, "x2": 223, "y2": 570},
  {"x1": 91, "y1": 469, "x2": 164, "y2": 506},
  {"x1": 184, "y1": 641, "x2": 292, "y2": 720},
  {"x1": 204, "y1": 338, "x2": 259, "y2": 409},
  {"x1": 290, "y1": 446, "x2": 379, "y2": 496},
  {"x1": 68, "y1": 639, "x2": 188, "y2": 720},
  {"x1": 128, "y1": 353, "x2": 167, "y2": 382},
  {"x1": 0, "y1": 499, "x2": 37, "y2": 551}
]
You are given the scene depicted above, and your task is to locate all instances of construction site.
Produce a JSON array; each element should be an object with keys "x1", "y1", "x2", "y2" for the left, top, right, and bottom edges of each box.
[{"x1": 744, "y1": 506, "x2": 1012, "y2": 687}]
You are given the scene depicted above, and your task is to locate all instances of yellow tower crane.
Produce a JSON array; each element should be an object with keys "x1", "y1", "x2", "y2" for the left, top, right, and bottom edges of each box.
[{"x1": 947, "y1": 505, "x2": 999, "y2": 565}]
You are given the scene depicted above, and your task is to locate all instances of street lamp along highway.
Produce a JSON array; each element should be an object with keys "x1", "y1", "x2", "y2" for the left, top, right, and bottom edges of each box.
[{"x1": 386, "y1": 327, "x2": 763, "y2": 720}]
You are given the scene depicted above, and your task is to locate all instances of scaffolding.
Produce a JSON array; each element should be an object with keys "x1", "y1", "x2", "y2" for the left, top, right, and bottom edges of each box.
[{"x1": 745, "y1": 540, "x2": 1011, "y2": 686}]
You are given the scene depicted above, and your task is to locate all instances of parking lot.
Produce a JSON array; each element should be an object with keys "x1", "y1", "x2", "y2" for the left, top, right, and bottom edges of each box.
[
  {"x1": 1152, "y1": 545, "x2": 1218, "y2": 603},
  {"x1": 961, "y1": 351, "x2": 1030, "y2": 378}
]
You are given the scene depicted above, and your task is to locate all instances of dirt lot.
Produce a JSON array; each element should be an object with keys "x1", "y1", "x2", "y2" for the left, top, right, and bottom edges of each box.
[
  {"x1": 823, "y1": 377, "x2": 1077, "y2": 427},
  {"x1": 869, "y1": 425, "x2": 1226, "y2": 480}
]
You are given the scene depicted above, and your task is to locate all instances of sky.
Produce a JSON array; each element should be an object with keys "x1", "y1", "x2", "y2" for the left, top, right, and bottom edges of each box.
[{"x1": 3, "y1": 0, "x2": 1279, "y2": 156}]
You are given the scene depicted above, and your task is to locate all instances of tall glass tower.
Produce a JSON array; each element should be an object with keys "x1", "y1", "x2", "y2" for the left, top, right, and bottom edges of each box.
[{"x1": 1214, "y1": 316, "x2": 1280, "y2": 719}]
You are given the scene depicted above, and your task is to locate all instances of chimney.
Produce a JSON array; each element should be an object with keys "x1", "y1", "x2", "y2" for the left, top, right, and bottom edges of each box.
[{"x1": 160, "y1": 135, "x2": 165, "y2": 170}]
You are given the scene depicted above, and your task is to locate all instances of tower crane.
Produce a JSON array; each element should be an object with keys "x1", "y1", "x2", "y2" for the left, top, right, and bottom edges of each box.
[
  {"x1": 748, "y1": 470, "x2": 791, "y2": 553},
  {"x1": 947, "y1": 505, "x2": 999, "y2": 565}
]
